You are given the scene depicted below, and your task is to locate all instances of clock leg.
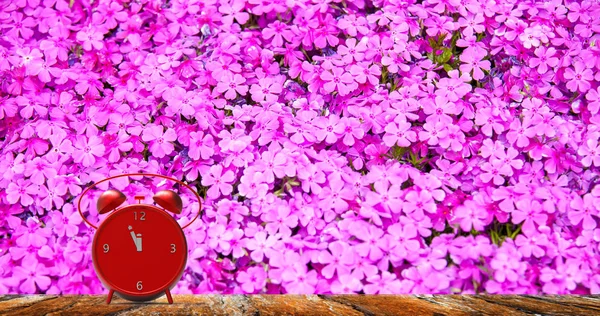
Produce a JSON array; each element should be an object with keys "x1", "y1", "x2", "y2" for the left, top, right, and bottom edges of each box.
[
  {"x1": 165, "y1": 289, "x2": 173, "y2": 304},
  {"x1": 106, "y1": 289, "x2": 114, "y2": 304}
]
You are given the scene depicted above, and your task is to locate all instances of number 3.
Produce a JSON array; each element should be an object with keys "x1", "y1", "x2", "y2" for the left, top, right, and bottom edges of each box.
[
  {"x1": 137, "y1": 281, "x2": 143, "y2": 290},
  {"x1": 171, "y1": 244, "x2": 176, "y2": 253}
]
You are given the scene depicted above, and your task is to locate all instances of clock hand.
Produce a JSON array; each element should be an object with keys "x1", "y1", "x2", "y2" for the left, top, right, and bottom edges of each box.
[{"x1": 128, "y1": 226, "x2": 143, "y2": 252}]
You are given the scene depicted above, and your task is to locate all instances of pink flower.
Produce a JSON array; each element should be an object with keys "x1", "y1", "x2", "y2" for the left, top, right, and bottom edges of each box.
[
  {"x1": 529, "y1": 46, "x2": 559, "y2": 74},
  {"x1": 578, "y1": 136, "x2": 600, "y2": 168},
  {"x1": 73, "y1": 135, "x2": 106, "y2": 167},
  {"x1": 188, "y1": 131, "x2": 215, "y2": 160},
  {"x1": 250, "y1": 77, "x2": 282, "y2": 103},
  {"x1": 12, "y1": 257, "x2": 51, "y2": 293},
  {"x1": 320, "y1": 68, "x2": 356, "y2": 96},
  {"x1": 263, "y1": 205, "x2": 298, "y2": 237},
  {"x1": 0, "y1": 153, "x2": 25, "y2": 180},
  {"x1": 3, "y1": 12, "x2": 36, "y2": 39},
  {"x1": 564, "y1": 61, "x2": 594, "y2": 93},
  {"x1": 237, "y1": 266, "x2": 267, "y2": 293},
  {"x1": 262, "y1": 20, "x2": 294, "y2": 47},
  {"x1": 419, "y1": 121, "x2": 448, "y2": 146},
  {"x1": 201, "y1": 164, "x2": 235, "y2": 199},
  {"x1": 349, "y1": 63, "x2": 381, "y2": 85},
  {"x1": 6, "y1": 179, "x2": 38, "y2": 206},
  {"x1": 219, "y1": 0, "x2": 250, "y2": 25},
  {"x1": 141, "y1": 125, "x2": 177, "y2": 158},
  {"x1": 238, "y1": 170, "x2": 269, "y2": 199},
  {"x1": 76, "y1": 26, "x2": 105, "y2": 51},
  {"x1": 459, "y1": 48, "x2": 490, "y2": 80},
  {"x1": 216, "y1": 73, "x2": 248, "y2": 100},
  {"x1": 318, "y1": 241, "x2": 354, "y2": 279},
  {"x1": 207, "y1": 223, "x2": 233, "y2": 253},
  {"x1": 245, "y1": 231, "x2": 279, "y2": 262},
  {"x1": 338, "y1": 38, "x2": 367, "y2": 63}
]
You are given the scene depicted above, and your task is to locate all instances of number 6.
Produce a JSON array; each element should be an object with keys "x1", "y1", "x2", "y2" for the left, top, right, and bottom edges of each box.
[{"x1": 137, "y1": 281, "x2": 143, "y2": 291}]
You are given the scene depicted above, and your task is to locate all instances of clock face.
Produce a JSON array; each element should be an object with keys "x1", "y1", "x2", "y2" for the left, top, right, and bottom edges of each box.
[{"x1": 92, "y1": 204, "x2": 187, "y2": 298}]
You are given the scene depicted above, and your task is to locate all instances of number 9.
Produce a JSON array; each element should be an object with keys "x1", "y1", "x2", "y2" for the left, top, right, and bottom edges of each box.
[{"x1": 103, "y1": 244, "x2": 109, "y2": 253}]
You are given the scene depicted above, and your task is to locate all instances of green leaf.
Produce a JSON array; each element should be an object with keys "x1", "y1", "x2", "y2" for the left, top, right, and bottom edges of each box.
[
  {"x1": 438, "y1": 48, "x2": 452, "y2": 64},
  {"x1": 428, "y1": 37, "x2": 437, "y2": 49},
  {"x1": 443, "y1": 63, "x2": 453, "y2": 72}
]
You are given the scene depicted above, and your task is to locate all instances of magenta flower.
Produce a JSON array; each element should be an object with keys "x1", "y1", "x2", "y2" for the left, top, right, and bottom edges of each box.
[
  {"x1": 568, "y1": 194, "x2": 599, "y2": 230},
  {"x1": 0, "y1": 153, "x2": 25, "y2": 180},
  {"x1": 263, "y1": 205, "x2": 298, "y2": 237},
  {"x1": 318, "y1": 175, "x2": 355, "y2": 213},
  {"x1": 512, "y1": 199, "x2": 548, "y2": 234},
  {"x1": 529, "y1": 46, "x2": 559, "y2": 74},
  {"x1": 245, "y1": 231, "x2": 279, "y2": 262},
  {"x1": 3, "y1": 12, "x2": 36, "y2": 39},
  {"x1": 12, "y1": 258, "x2": 51, "y2": 293},
  {"x1": 313, "y1": 115, "x2": 342, "y2": 144},
  {"x1": 262, "y1": 21, "x2": 294, "y2": 47},
  {"x1": 201, "y1": 164, "x2": 235, "y2": 199},
  {"x1": 349, "y1": 63, "x2": 381, "y2": 86},
  {"x1": 338, "y1": 38, "x2": 367, "y2": 63},
  {"x1": 320, "y1": 68, "x2": 356, "y2": 96},
  {"x1": 351, "y1": 222, "x2": 386, "y2": 261},
  {"x1": 216, "y1": 74, "x2": 248, "y2": 100},
  {"x1": 237, "y1": 266, "x2": 267, "y2": 294},
  {"x1": 578, "y1": 137, "x2": 600, "y2": 168},
  {"x1": 564, "y1": 61, "x2": 594, "y2": 93},
  {"x1": 333, "y1": 117, "x2": 364, "y2": 146},
  {"x1": 255, "y1": 150, "x2": 288, "y2": 183},
  {"x1": 141, "y1": 125, "x2": 177, "y2": 158},
  {"x1": 76, "y1": 26, "x2": 105, "y2": 51},
  {"x1": 382, "y1": 120, "x2": 416, "y2": 147},
  {"x1": 419, "y1": 121, "x2": 448, "y2": 146},
  {"x1": 459, "y1": 48, "x2": 490, "y2": 80},
  {"x1": 188, "y1": 131, "x2": 215, "y2": 160},
  {"x1": 72, "y1": 135, "x2": 106, "y2": 167},
  {"x1": 207, "y1": 223, "x2": 233, "y2": 253},
  {"x1": 219, "y1": 0, "x2": 250, "y2": 25},
  {"x1": 403, "y1": 189, "x2": 436, "y2": 220},
  {"x1": 331, "y1": 273, "x2": 363, "y2": 294},
  {"x1": 6, "y1": 179, "x2": 38, "y2": 206},
  {"x1": 250, "y1": 77, "x2": 282, "y2": 103},
  {"x1": 238, "y1": 170, "x2": 269, "y2": 199},
  {"x1": 515, "y1": 229, "x2": 548, "y2": 258},
  {"x1": 318, "y1": 241, "x2": 354, "y2": 279},
  {"x1": 454, "y1": 198, "x2": 488, "y2": 232}
]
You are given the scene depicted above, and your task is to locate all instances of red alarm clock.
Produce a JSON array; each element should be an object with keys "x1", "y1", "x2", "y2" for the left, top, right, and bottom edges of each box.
[{"x1": 77, "y1": 173, "x2": 202, "y2": 304}]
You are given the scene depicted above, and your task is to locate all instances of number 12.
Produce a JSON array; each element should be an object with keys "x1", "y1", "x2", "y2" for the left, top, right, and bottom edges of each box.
[{"x1": 134, "y1": 212, "x2": 146, "y2": 221}]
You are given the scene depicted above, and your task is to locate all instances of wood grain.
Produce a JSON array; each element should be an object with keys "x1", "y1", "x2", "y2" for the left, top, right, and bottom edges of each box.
[{"x1": 0, "y1": 295, "x2": 598, "y2": 315}]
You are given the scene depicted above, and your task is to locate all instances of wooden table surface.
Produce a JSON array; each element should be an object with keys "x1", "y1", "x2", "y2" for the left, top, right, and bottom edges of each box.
[{"x1": 1, "y1": 295, "x2": 599, "y2": 315}]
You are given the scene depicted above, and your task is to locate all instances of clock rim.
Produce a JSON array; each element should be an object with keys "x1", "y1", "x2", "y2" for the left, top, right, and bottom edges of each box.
[{"x1": 91, "y1": 204, "x2": 188, "y2": 300}]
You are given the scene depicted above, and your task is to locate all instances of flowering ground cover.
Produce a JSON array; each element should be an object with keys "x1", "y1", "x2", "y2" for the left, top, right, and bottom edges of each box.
[{"x1": 1, "y1": 0, "x2": 600, "y2": 295}]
